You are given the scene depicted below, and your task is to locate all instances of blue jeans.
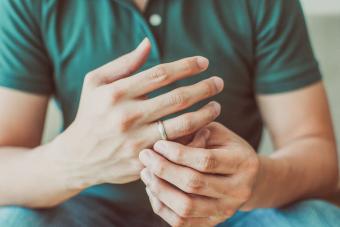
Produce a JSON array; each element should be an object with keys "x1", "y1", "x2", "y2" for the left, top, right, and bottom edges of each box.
[{"x1": 0, "y1": 195, "x2": 339, "y2": 227}]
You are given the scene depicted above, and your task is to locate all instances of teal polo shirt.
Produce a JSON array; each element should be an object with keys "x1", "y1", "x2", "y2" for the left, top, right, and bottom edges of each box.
[{"x1": 0, "y1": 0, "x2": 321, "y2": 212}]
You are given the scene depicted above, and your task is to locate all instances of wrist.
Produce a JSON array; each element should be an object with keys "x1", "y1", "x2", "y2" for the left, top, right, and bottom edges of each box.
[
  {"x1": 241, "y1": 155, "x2": 272, "y2": 210},
  {"x1": 47, "y1": 129, "x2": 93, "y2": 192},
  {"x1": 22, "y1": 141, "x2": 84, "y2": 207}
]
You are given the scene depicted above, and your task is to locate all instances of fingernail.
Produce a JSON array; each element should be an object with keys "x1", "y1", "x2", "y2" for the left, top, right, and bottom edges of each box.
[
  {"x1": 209, "y1": 101, "x2": 221, "y2": 116},
  {"x1": 212, "y1": 77, "x2": 224, "y2": 92},
  {"x1": 154, "y1": 140, "x2": 166, "y2": 152},
  {"x1": 141, "y1": 168, "x2": 151, "y2": 184},
  {"x1": 136, "y1": 37, "x2": 150, "y2": 50},
  {"x1": 139, "y1": 149, "x2": 151, "y2": 165},
  {"x1": 196, "y1": 56, "x2": 209, "y2": 70}
]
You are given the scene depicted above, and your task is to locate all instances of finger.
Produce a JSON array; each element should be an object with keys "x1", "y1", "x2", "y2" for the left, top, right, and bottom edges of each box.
[
  {"x1": 141, "y1": 169, "x2": 220, "y2": 218},
  {"x1": 146, "y1": 187, "x2": 178, "y2": 225},
  {"x1": 153, "y1": 140, "x2": 243, "y2": 174},
  {"x1": 143, "y1": 76, "x2": 224, "y2": 122},
  {"x1": 188, "y1": 128, "x2": 211, "y2": 148},
  {"x1": 141, "y1": 101, "x2": 220, "y2": 145},
  {"x1": 146, "y1": 188, "x2": 186, "y2": 227},
  {"x1": 161, "y1": 101, "x2": 220, "y2": 140},
  {"x1": 85, "y1": 38, "x2": 151, "y2": 88},
  {"x1": 145, "y1": 188, "x2": 214, "y2": 227},
  {"x1": 162, "y1": 101, "x2": 220, "y2": 140},
  {"x1": 139, "y1": 149, "x2": 226, "y2": 198},
  {"x1": 111, "y1": 56, "x2": 209, "y2": 99}
]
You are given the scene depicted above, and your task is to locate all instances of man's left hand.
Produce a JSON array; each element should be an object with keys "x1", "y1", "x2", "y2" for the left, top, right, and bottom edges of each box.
[{"x1": 139, "y1": 122, "x2": 260, "y2": 227}]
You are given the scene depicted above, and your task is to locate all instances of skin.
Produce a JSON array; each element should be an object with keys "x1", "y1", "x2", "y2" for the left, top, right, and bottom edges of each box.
[
  {"x1": 0, "y1": 0, "x2": 338, "y2": 226},
  {"x1": 134, "y1": 0, "x2": 149, "y2": 11},
  {"x1": 140, "y1": 83, "x2": 339, "y2": 226},
  {"x1": 133, "y1": 1, "x2": 338, "y2": 226},
  {"x1": 0, "y1": 39, "x2": 224, "y2": 207}
]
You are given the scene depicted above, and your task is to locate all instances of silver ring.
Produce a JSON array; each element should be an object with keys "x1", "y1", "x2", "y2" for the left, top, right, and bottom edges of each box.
[{"x1": 157, "y1": 120, "x2": 168, "y2": 140}]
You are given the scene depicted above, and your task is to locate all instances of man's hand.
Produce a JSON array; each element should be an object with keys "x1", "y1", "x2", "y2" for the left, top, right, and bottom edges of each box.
[
  {"x1": 139, "y1": 122, "x2": 260, "y2": 227},
  {"x1": 49, "y1": 38, "x2": 224, "y2": 189}
]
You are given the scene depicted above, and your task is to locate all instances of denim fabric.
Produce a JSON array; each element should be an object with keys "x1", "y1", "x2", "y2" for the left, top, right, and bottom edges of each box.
[
  {"x1": 0, "y1": 195, "x2": 168, "y2": 227},
  {"x1": 218, "y1": 200, "x2": 340, "y2": 227},
  {"x1": 0, "y1": 196, "x2": 339, "y2": 227}
]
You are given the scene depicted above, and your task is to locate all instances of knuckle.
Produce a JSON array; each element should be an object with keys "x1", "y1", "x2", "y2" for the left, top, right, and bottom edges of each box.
[
  {"x1": 111, "y1": 87, "x2": 125, "y2": 103},
  {"x1": 168, "y1": 90, "x2": 187, "y2": 107},
  {"x1": 182, "y1": 58, "x2": 196, "y2": 74},
  {"x1": 149, "y1": 179, "x2": 161, "y2": 195},
  {"x1": 203, "y1": 80, "x2": 218, "y2": 97},
  {"x1": 151, "y1": 200, "x2": 163, "y2": 214},
  {"x1": 84, "y1": 71, "x2": 98, "y2": 84},
  {"x1": 117, "y1": 111, "x2": 140, "y2": 133},
  {"x1": 125, "y1": 140, "x2": 143, "y2": 152},
  {"x1": 185, "y1": 173, "x2": 204, "y2": 193},
  {"x1": 171, "y1": 147, "x2": 184, "y2": 162},
  {"x1": 150, "y1": 65, "x2": 168, "y2": 82},
  {"x1": 173, "y1": 217, "x2": 186, "y2": 227},
  {"x1": 149, "y1": 184, "x2": 158, "y2": 196},
  {"x1": 179, "y1": 197, "x2": 194, "y2": 217},
  {"x1": 153, "y1": 160, "x2": 166, "y2": 176},
  {"x1": 117, "y1": 115, "x2": 131, "y2": 132},
  {"x1": 198, "y1": 153, "x2": 218, "y2": 171},
  {"x1": 177, "y1": 116, "x2": 194, "y2": 134}
]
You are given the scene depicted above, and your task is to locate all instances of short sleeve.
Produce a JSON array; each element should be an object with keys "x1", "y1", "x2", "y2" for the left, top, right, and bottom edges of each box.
[
  {"x1": 253, "y1": 0, "x2": 321, "y2": 94},
  {"x1": 0, "y1": 0, "x2": 54, "y2": 95}
]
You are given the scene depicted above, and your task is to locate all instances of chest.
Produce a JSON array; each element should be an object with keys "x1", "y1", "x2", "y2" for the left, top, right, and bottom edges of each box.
[{"x1": 41, "y1": 0, "x2": 259, "y2": 138}]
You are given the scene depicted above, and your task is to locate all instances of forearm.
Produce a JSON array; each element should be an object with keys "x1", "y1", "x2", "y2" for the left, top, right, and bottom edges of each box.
[
  {"x1": 243, "y1": 136, "x2": 338, "y2": 210},
  {"x1": 0, "y1": 142, "x2": 81, "y2": 208}
]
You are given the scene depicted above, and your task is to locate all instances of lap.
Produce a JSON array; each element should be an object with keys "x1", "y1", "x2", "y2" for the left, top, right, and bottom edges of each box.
[
  {"x1": 0, "y1": 195, "x2": 164, "y2": 227},
  {"x1": 218, "y1": 200, "x2": 340, "y2": 227},
  {"x1": 4, "y1": 197, "x2": 337, "y2": 227}
]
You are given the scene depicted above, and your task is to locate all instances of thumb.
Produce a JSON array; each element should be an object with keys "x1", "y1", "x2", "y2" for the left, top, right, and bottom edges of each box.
[
  {"x1": 188, "y1": 128, "x2": 210, "y2": 148},
  {"x1": 87, "y1": 38, "x2": 151, "y2": 87}
]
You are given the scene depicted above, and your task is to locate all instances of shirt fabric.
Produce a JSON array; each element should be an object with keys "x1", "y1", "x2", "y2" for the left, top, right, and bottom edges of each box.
[{"x1": 0, "y1": 0, "x2": 321, "y2": 213}]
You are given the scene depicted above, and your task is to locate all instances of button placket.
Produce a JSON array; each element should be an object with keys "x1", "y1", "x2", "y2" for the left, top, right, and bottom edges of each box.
[{"x1": 149, "y1": 14, "x2": 162, "y2": 26}]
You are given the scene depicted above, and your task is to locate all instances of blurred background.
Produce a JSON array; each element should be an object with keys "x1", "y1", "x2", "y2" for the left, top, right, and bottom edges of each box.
[
  {"x1": 262, "y1": 0, "x2": 340, "y2": 202},
  {"x1": 42, "y1": 0, "x2": 340, "y2": 199},
  {"x1": 260, "y1": 1, "x2": 340, "y2": 161}
]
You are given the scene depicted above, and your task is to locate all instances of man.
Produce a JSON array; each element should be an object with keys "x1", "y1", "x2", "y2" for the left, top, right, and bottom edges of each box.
[{"x1": 0, "y1": 0, "x2": 339, "y2": 226}]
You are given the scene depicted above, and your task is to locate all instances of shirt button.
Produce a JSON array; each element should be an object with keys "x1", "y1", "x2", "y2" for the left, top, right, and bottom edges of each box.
[{"x1": 149, "y1": 14, "x2": 162, "y2": 26}]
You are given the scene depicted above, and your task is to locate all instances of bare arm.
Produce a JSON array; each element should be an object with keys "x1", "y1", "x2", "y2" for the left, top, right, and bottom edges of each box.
[
  {"x1": 0, "y1": 40, "x2": 224, "y2": 209},
  {"x1": 0, "y1": 88, "x2": 79, "y2": 208},
  {"x1": 244, "y1": 82, "x2": 338, "y2": 209},
  {"x1": 133, "y1": 83, "x2": 338, "y2": 226}
]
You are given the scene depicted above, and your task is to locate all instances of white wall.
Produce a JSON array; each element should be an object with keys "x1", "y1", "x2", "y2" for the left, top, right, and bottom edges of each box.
[{"x1": 300, "y1": 0, "x2": 340, "y2": 15}]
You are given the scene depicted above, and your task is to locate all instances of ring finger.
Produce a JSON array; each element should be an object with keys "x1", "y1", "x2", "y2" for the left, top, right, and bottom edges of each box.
[{"x1": 141, "y1": 101, "x2": 221, "y2": 144}]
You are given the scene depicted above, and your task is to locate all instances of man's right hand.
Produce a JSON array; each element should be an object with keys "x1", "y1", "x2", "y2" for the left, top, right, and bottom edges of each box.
[{"x1": 49, "y1": 38, "x2": 224, "y2": 190}]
